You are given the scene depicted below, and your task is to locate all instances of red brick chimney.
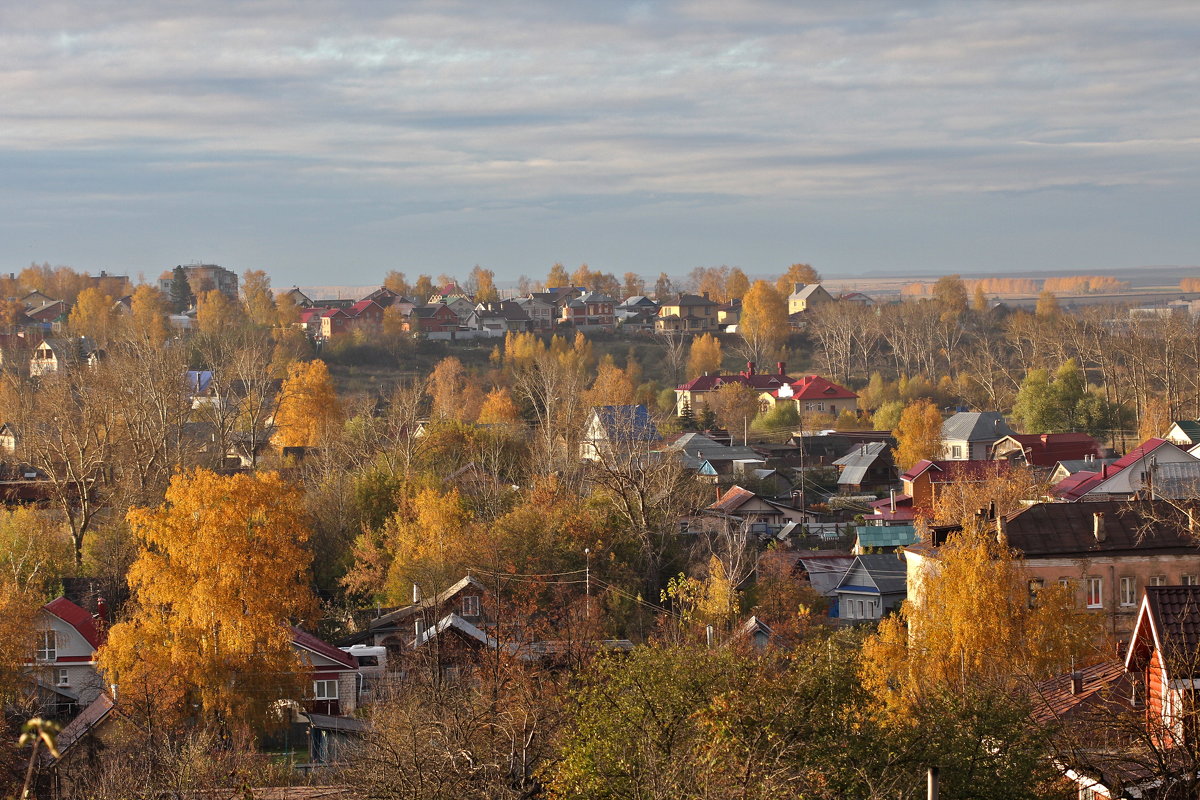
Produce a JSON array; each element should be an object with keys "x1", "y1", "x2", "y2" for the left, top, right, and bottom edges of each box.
[
  {"x1": 777, "y1": 361, "x2": 786, "y2": 375},
  {"x1": 746, "y1": 361, "x2": 755, "y2": 376}
]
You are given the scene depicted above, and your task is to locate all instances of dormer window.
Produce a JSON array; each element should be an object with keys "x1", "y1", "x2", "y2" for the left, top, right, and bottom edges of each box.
[{"x1": 462, "y1": 595, "x2": 481, "y2": 618}]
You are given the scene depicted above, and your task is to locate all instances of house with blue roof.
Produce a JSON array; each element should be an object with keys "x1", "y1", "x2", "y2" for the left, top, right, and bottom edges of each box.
[{"x1": 581, "y1": 405, "x2": 661, "y2": 462}]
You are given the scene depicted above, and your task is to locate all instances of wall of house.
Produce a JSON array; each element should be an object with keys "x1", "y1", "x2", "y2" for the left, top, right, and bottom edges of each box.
[
  {"x1": 34, "y1": 612, "x2": 103, "y2": 706},
  {"x1": 1027, "y1": 554, "x2": 1200, "y2": 638}
]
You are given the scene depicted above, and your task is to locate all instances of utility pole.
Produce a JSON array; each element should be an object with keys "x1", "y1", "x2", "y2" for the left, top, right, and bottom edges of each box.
[
  {"x1": 584, "y1": 547, "x2": 591, "y2": 617},
  {"x1": 927, "y1": 766, "x2": 939, "y2": 800}
]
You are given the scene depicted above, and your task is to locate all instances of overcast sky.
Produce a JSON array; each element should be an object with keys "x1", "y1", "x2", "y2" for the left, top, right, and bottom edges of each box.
[{"x1": 2, "y1": 1, "x2": 1197, "y2": 286}]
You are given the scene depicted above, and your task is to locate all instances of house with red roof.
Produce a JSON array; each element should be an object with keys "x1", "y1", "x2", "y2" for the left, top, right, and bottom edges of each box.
[
  {"x1": 347, "y1": 298, "x2": 386, "y2": 329},
  {"x1": 759, "y1": 374, "x2": 858, "y2": 419},
  {"x1": 675, "y1": 361, "x2": 796, "y2": 416},
  {"x1": 1052, "y1": 438, "x2": 1198, "y2": 501},
  {"x1": 292, "y1": 627, "x2": 360, "y2": 716},
  {"x1": 29, "y1": 597, "x2": 106, "y2": 717},
  {"x1": 899, "y1": 459, "x2": 1013, "y2": 516},
  {"x1": 991, "y1": 432, "x2": 1103, "y2": 467}
]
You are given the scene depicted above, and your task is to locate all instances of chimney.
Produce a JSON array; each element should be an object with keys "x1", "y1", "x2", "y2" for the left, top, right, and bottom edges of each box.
[
  {"x1": 746, "y1": 361, "x2": 756, "y2": 376},
  {"x1": 777, "y1": 361, "x2": 786, "y2": 375},
  {"x1": 412, "y1": 583, "x2": 422, "y2": 604},
  {"x1": 995, "y1": 515, "x2": 1007, "y2": 545},
  {"x1": 1070, "y1": 671, "x2": 1084, "y2": 695},
  {"x1": 1093, "y1": 512, "x2": 1107, "y2": 543},
  {"x1": 702, "y1": 291, "x2": 709, "y2": 300},
  {"x1": 716, "y1": 486, "x2": 723, "y2": 502},
  {"x1": 890, "y1": 489, "x2": 896, "y2": 514}
]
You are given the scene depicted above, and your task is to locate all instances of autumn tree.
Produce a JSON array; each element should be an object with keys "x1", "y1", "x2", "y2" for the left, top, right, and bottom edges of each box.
[
  {"x1": 932, "y1": 274, "x2": 968, "y2": 317},
  {"x1": 413, "y1": 274, "x2": 435, "y2": 302},
  {"x1": 272, "y1": 359, "x2": 342, "y2": 448},
  {"x1": 622, "y1": 272, "x2": 645, "y2": 298},
  {"x1": 862, "y1": 530, "x2": 1102, "y2": 717},
  {"x1": 686, "y1": 333, "x2": 722, "y2": 379},
  {"x1": 725, "y1": 267, "x2": 749, "y2": 301},
  {"x1": 548, "y1": 263, "x2": 571, "y2": 288},
  {"x1": 68, "y1": 287, "x2": 117, "y2": 343},
  {"x1": 126, "y1": 284, "x2": 170, "y2": 343},
  {"x1": 469, "y1": 265, "x2": 499, "y2": 303},
  {"x1": 654, "y1": 272, "x2": 673, "y2": 302},
  {"x1": 891, "y1": 398, "x2": 943, "y2": 472},
  {"x1": 477, "y1": 386, "x2": 521, "y2": 426},
  {"x1": 738, "y1": 280, "x2": 787, "y2": 364},
  {"x1": 196, "y1": 289, "x2": 245, "y2": 337},
  {"x1": 0, "y1": 579, "x2": 34, "y2": 708},
  {"x1": 100, "y1": 469, "x2": 317, "y2": 732},
  {"x1": 426, "y1": 356, "x2": 472, "y2": 422},
  {"x1": 775, "y1": 263, "x2": 821, "y2": 296},
  {"x1": 240, "y1": 269, "x2": 276, "y2": 327},
  {"x1": 583, "y1": 356, "x2": 636, "y2": 408},
  {"x1": 706, "y1": 382, "x2": 760, "y2": 440},
  {"x1": 383, "y1": 270, "x2": 410, "y2": 296},
  {"x1": 1034, "y1": 290, "x2": 1060, "y2": 318}
]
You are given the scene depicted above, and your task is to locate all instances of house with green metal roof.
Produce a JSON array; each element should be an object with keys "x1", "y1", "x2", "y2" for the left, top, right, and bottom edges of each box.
[
  {"x1": 853, "y1": 525, "x2": 919, "y2": 554},
  {"x1": 1164, "y1": 420, "x2": 1200, "y2": 448}
]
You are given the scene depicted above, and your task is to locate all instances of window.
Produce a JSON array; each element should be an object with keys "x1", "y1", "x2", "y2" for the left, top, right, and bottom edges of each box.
[
  {"x1": 1120, "y1": 576, "x2": 1137, "y2": 607},
  {"x1": 1150, "y1": 575, "x2": 1168, "y2": 586},
  {"x1": 56, "y1": 668, "x2": 69, "y2": 687},
  {"x1": 313, "y1": 679, "x2": 339, "y2": 700},
  {"x1": 462, "y1": 595, "x2": 481, "y2": 618},
  {"x1": 1185, "y1": 575, "x2": 1199, "y2": 586},
  {"x1": 951, "y1": 445, "x2": 963, "y2": 459},
  {"x1": 1086, "y1": 577, "x2": 1103, "y2": 608},
  {"x1": 1028, "y1": 578, "x2": 1044, "y2": 607},
  {"x1": 35, "y1": 631, "x2": 56, "y2": 662},
  {"x1": 857, "y1": 600, "x2": 866, "y2": 618}
]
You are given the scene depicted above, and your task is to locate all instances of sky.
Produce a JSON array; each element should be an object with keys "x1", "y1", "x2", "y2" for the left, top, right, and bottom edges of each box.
[{"x1": 1, "y1": 1, "x2": 1198, "y2": 287}]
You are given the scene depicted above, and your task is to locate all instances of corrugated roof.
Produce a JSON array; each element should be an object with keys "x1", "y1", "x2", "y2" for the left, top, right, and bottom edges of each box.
[
  {"x1": 1171, "y1": 420, "x2": 1200, "y2": 442},
  {"x1": 856, "y1": 525, "x2": 919, "y2": 549},
  {"x1": 833, "y1": 441, "x2": 888, "y2": 468},
  {"x1": 708, "y1": 485, "x2": 756, "y2": 513},
  {"x1": 837, "y1": 465, "x2": 870, "y2": 486},
  {"x1": 1135, "y1": 460, "x2": 1200, "y2": 499},
  {"x1": 1053, "y1": 438, "x2": 1179, "y2": 500},
  {"x1": 941, "y1": 411, "x2": 1015, "y2": 442},
  {"x1": 1030, "y1": 660, "x2": 1127, "y2": 724}
]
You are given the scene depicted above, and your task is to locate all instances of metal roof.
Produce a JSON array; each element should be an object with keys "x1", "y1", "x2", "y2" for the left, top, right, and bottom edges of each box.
[{"x1": 940, "y1": 411, "x2": 1015, "y2": 442}]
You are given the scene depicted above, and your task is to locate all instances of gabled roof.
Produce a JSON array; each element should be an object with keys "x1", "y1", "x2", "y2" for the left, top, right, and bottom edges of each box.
[
  {"x1": 833, "y1": 441, "x2": 889, "y2": 468},
  {"x1": 1031, "y1": 661, "x2": 1127, "y2": 724},
  {"x1": 1054, "y1": 457, "x2": 1117, "y2": 477},
  {"x1": 411, "y1": 613, "x2": 499, "y2": 649},
  {"x1": 943, "y1": 500, "x2": 1200, "y2": 558},
  {"x1": 900, "y1": 459, "x2": 1011, "y2": 484},
  {"x1": 835, "y1": 554, "x2": 908, "y2": 595},
  {"x1": 358, "y1": 575, "x2": 488, "y2": 634},
  {"x1": 783, "y1": 374, "x2": 858, "y2": 401},
  {"x1": 664, "y1": 433, "x2": 760, "y2": 468},
  {"x1": 787, "y1": 284, "x2": 825, "y2": 301},
  {"x1": 292, "y1": 627, "x2": 357, "y2": 669},
  {"x1": 618, "y1": 295, "x2": 657, "y2": 309},
  {"x1": 48, "y1": 693, "x2": 115, "y2": 762},
  {"x1": 707, "y1": 485, "x2": 757, "y2": 513},
  {"x1": 1053, "y1": 438, "x2": 1182, "y2": 500},
  {"x1": 792, "y1": 554, "x2": 857, "y2": 596},
  {"x1": 185, "y1": 370, "x2": 213, "y2": 394},
  {"x1": 1138, "y1": 461, "x2": 1200, "y2": 499},
  {"x1": 590, "y1": 405, "x2": 660, "y2": 443},
  {"x1": 1127, "y1": 586, "x2": 1200, "y2": 677},
  {"x1": 349, "y1": 299, "x2": 384, "y2": 316},
  {"x1": 941, "y1": 411, "x2": 1014, "y2": 442},
  {"x1": 993, "y1": 433, "x2": 1101, "y2": 466},
  {"x1": 1169, "y1": 420, "x2": 1200, "y2": 443},
  {"x1": 44, "y1": 597, "x2": 101, "y2": 649},
  {"x1": 665, "y1": 293, "x2": 718, "y2": 307}
]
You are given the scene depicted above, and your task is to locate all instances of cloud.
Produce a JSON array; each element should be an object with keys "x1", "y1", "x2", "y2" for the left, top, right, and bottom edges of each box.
[{"x1": 0, "y1": 0, "x2": 1197, "y2": 280}]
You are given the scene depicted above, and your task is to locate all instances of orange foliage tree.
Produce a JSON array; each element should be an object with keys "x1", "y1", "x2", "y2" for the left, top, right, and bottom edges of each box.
[
  {"x1": 775, "y1": 263, "x2": 821, "y2": 296},
  {"x1": 273, "y1": 359, "x2": 342, "y2": 448},
  {"x1": 891, "y1": 398, "x2": 943, "y2": 472},
  {"x1": 100, "y1": 470, "x2": 318, "y2": 732},
  {"x1": 738, "y1": 281, "x2": 787, "y2": 364},
  {"x1": 687, "y1": 333, "x2": 722, "y2": 379}
]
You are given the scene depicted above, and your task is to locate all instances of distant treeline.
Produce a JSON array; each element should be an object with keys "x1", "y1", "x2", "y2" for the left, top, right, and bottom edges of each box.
[{"x1": 902, "y1": 275, "x2": 1130, "y2": 296}]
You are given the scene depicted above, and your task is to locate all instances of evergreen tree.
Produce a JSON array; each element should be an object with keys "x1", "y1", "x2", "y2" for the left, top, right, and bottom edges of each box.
[{"x1": 169, "y1": 265, "x2": 194, "y2": 312}]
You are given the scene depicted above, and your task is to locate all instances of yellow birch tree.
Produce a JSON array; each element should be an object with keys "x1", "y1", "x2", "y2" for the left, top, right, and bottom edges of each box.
[
  {"x1": 892, "y1": 398, "x2": 943, "y2": 472},
  {"x1": 687, "y1": 333, "x2": 723, "y2": 378},
  {"x1": 273, "y1": 359, "x2": 342, "y2": 448},
  {"x1": 99, "y1": 469, "x2": 318, "y2": 732}
]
